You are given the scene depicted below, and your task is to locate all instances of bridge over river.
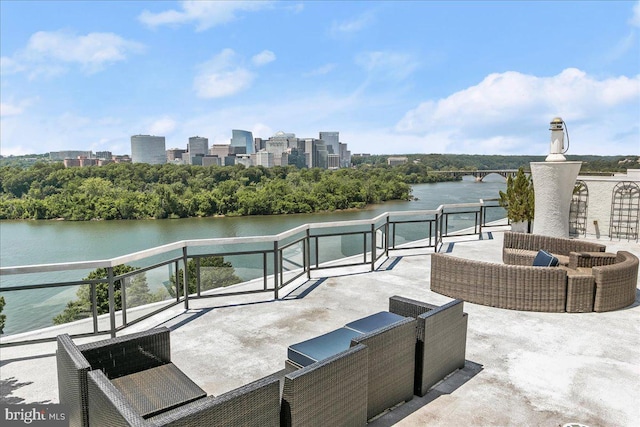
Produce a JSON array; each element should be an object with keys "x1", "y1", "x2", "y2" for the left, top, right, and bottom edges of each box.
[{"x1": 430, "y1": 169, "x2": 526, "y2": 181}]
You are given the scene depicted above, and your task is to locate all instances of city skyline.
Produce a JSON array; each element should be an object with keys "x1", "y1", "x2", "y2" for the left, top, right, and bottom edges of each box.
[{"x1": 1, "y1": 1, "x2": 639, "y2": 157}]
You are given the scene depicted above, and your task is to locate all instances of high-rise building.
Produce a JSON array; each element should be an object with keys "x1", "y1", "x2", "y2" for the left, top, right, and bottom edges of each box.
[
  {"x1": 254, "y1": 137, "x2": 266, "y2": 151},
  {"x1": 185, "y1": 136, "x2": 208, "y2": 165},
  {"x1": 210, "y1": 144, "x2": 231, "y2": 158},
  {"x1": 314, "y1": 140, "x2": 328, "y2": 169},
  {"x1": 131, "y1": 135, "x2": 166, "y2": 164},
  {"x1": 287, "y1": 147, "x2": 306, "y2": 168},
  {"x1": 188, "y1": 137, "x2": 208, "y2": 156},
  {"x1": 202, "y1": 156, "x2": 221, "y2": 167},
  {"x1": 231, "y1": 130, "x2": 254, "y2": 155},
  {"x1": 167, "y1": 148, "x2": 186, "y2": 162},
  {"x1": 339, "y1": 143, "x2": 351, "y2": 168},
  {"x1": 266, "y1": 139, "x2": 287, "y2": 167},
  {"x1": 319, "y1": 132, "x2": 339, "y2": 156},
  {"x1": 327, "y1": 154, "x2": 340, "y2": 170},
  {"x1": 253, "y1": 150, "x2": 273, "y2": 167}
]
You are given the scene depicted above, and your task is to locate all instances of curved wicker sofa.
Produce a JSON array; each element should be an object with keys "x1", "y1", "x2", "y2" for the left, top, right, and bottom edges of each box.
[
  {"x1": 430, "y1": 250, "x2": 638, "y2": 313},
  {"x1": 591, "y1": 251, "x2": 639, "y2": 312},
  {"x1": 502, "y1": 231, "x2": 606, "y2": 266}
]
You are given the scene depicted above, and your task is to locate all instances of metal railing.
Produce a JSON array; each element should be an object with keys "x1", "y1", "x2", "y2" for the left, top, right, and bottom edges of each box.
[{"x1": 0, "y1": 202, "x2": 506, "y2": 347}]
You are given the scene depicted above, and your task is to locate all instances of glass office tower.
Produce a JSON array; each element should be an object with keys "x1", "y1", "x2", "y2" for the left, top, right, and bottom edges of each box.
[
  {"x1": 231, "y1": 130, "x2": 255, "y2": 155},
  {"x1": 131, "y1": 135, "x2": 166, "y2": 164}
]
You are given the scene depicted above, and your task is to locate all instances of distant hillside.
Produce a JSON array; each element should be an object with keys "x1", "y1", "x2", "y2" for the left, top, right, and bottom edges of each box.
[{"x1": 351, "y1": 154, "x2": 640, "y2": 172}]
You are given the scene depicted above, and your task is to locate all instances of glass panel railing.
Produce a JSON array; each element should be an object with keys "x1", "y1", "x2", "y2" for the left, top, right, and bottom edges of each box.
[
  {"x1": 281, "y1": 240, "x2": 305, "y2": 286},
  {"x1": 0, "y1": 204, "x2": 504, "y2": 346},
  {"x1": 192, "y1": 254, "x2": 267, "y2": 296},
  {"x1": 121, "y1": 267, "x2": 175, "y2": 325},
  {"x1": 0, "y1": 284, "x2": 95, "y2": 341}
]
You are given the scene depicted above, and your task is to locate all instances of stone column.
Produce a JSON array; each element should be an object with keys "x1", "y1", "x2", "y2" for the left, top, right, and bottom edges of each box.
[{"x1": 530, "y1": 161, "x2": 582, "y2": 238}]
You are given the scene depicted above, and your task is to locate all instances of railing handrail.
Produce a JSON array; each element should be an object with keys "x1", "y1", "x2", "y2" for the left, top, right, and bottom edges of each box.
[{"x1": 0, "y1": 207, "x2": 455, "y2": 276}]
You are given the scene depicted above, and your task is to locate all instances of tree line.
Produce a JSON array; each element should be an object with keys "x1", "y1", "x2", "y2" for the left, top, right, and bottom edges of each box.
[
  {"x1": 0, "y1": 162, "x2": 457, "y2": 220},
  {"x1": 352, "y1": 154, "x2": 640, "y2": 172}
]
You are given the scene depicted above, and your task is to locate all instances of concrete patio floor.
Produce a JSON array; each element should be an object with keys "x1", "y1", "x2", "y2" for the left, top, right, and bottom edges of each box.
[{"x1": 1, "y1": 228, "x2": 639, "y2": 426}]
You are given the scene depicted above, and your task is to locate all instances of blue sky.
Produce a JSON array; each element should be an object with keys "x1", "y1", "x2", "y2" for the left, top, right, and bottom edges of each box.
[{"x1": 1, "y1": 1, "x2": 639, "y2": 157}]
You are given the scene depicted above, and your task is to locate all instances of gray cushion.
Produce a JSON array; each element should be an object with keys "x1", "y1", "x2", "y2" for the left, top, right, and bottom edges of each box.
[{"x1": 533, "y1": 250, "x2": 559, "y2": 267}]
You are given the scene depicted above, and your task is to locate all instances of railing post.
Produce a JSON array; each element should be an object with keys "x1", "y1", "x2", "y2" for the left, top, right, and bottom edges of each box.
[
  {"x1": 371, "y1": 224, "x2": 376, "y2": 271},
  {"x1": 182, "y1": 247, "x2": 189, "y2": 310},
  {"x1": 384, "y1": 215, "x2": 390, "y2": 257},
  {"x1": 363, "y1": 232, "x2": 367, "y2": 264},
  {"x1": 174, "y1": 261, "x2": 180, "y2": 303},
  {"x1": 196, "y1": 257, "x2": 201, "y2": 297},
  {"x1": 121, "y1": 274, "x2": 127, "y2": 327},
  {"x1": 273, "y1": 241, "x2": 279, "y2": 299},
  {"x1": 305, "y1": 229, "x2": 311, "y2": 279},
  {"x1": 263, "y1": 252, "x2": 268, "y2": 290},
  {"x1": 107, "y1": 266, "x2": 116, "y2": 338},
  {"x1": 391, "y1": 222, "x2": 396, "y2": 250},
  {"x1": 91, "y1": 283, "x2": 98, "y2": 334}
]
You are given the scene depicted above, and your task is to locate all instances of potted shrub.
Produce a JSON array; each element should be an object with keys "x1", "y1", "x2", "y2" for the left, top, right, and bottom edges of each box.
[{"x1": 499, "y1": 167, "x2": 534, "y2": 233}]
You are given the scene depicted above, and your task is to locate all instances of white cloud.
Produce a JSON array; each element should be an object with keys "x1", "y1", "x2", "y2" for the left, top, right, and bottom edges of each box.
[
  {"x1": 139, "y1": 1, "x2": 273, "y2": 31},
  {"x1": 355, "y1": 51, "x2": 419, "y2": 81},
  {"x1": 252, "y1": 50, "x2": 275, "y2": 66},
  {"x1": 398, "y1": 68, "x2": 640, "y2": 133},
  {"x1": 396, "y1": 68, "x2": 640, "y2": 155},
  {"x1": 330, "y1": 11, "x2": 375, "y2": 36},
  {"x1": 630, "y1": 1, "x2": 640, "y2": 27},
  {"x1": 286, "y1": 3, "x2": 304, "y2": 14},
  {"x1": 0, "y1": 111, "x2": 131, "y2": 156},
  {"x1": 148, "y1": 116, "x2": 177, "y2": 136},
  {"x1": 0, "y1": 102, "x2": 25, "y2": 117},
  {"x1": 604, "y1": 31, "x2": 637, "y2": 63},
  {"x1": 304, "y1": 63, "x2": 336, "y2": 77},
  {"x1": 0, "y1": 56, "x2": 25, "y2": 75},
  {"x1": 5, "y1": 30, "x2": 144, "y2": 78},
  {"x1": 194, "y1": 49, "x2": 255, "y2": 98}
]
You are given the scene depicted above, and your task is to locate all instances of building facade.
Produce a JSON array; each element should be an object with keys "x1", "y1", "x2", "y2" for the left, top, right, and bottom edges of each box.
[
  {"x1": 254, "y1": 150, "x2": 274, "y2": 167},
  {"x1": 319, "y1": 132, "x2": 339, "y2": 156},
  {"x1": 231, "y1": 130, "x2": 255, "y2": 155},
  {"x1": 131, "y1": 135, "x2": 166, "y2": 164},
  {"x1": 185, "y1": 136, "x2": 209, "y2": 165},
  {"x1": 50, "y1": 151, "x2": 92, "y2": 161},
  {"x1": 167, "y1": 148, "x2": 186, "y2": 162},
  {"x1": 210, "y1": 144, "x2": 232, "y2": 159}
]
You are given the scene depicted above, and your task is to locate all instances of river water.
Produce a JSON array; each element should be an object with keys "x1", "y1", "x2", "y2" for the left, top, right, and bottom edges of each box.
[{"x1": 0, "y1": 177, "x2": 506, "y2": 335}]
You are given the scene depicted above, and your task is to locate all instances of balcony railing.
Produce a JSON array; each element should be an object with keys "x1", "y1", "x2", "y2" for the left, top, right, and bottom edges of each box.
[{"x1": 0, "y1": 201, "x2": 505, "y2": 347}]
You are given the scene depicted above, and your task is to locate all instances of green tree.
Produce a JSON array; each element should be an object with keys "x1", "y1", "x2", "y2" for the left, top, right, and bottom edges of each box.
[
  {"x1": 0, "y1": 296, "x2": 6, "y2": 334},
  {"x1": 498, "y1": 167, "x2": 535, "y2": 231},
  {"x1": 53, "y1": 265, "x2": 145, "y2": 325},
  {"x1": 169, "y1": 256, "x2": 241, "y2": 297}
]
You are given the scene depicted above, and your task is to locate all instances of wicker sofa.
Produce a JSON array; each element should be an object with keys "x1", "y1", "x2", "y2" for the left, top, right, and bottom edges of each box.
[
  {"x1": 87, "y1": 369, "x2": 280, "y2": 426},
  {"x1": 503, "y1": 231, "x2": 606, "y2": 266},
  {"x1": 57, "y1": 328, "x2": 280, "y2": 427},
  {"x1": 283, "y1": 313, "x2": 416, "y2": 422},
  {"x1": 431, "y1": 250, "x2": 639, "y2": 313},
  {"x1": 281, "y1": 344, "x2": 369, "y2": 426},
  {"x1": 350, "y1": 317, "x2": 416, "y2": 420},
  {"x1": 589, "y1": 251, "x2": 639, "y2": 312},
  {"x1": 388, "y1": 296, "x2": 468, "y2": 396}
]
